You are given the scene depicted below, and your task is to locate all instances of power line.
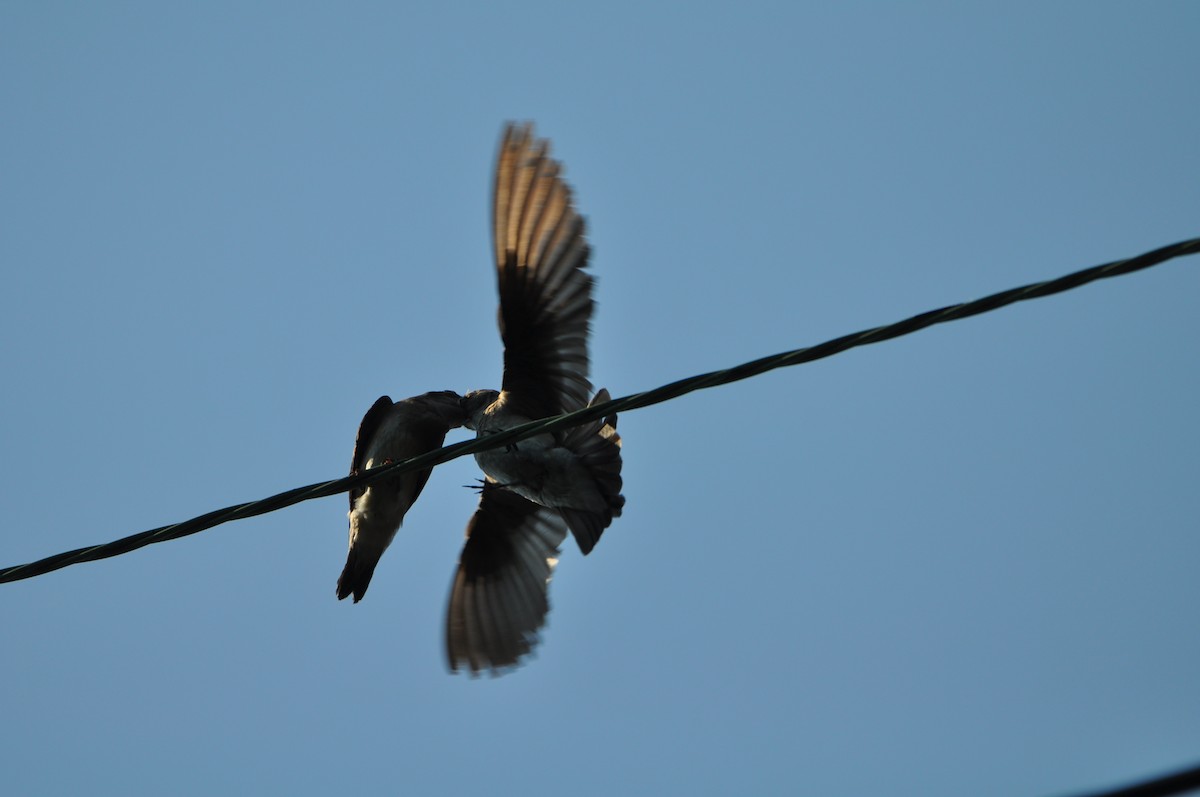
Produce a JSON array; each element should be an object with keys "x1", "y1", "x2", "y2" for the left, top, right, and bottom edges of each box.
[
  {"x1": 1, "y1": 236, "x2": 1196, "y2": 585},
  {"x1": 1056, "y1": 760, "x2": 1200, "y2": 797}
]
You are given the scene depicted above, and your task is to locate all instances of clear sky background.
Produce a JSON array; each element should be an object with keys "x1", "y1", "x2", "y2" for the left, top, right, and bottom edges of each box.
[{"x1": 2, "y1": 3, "x2": 1198, "y2": 796}]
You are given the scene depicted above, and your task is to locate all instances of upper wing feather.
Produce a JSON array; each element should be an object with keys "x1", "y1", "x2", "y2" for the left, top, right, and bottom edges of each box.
[{"x1": 493, "y1": 123, "x2": 594, "y2": 420}]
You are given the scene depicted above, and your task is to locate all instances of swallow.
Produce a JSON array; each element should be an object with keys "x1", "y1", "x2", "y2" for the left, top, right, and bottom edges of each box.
[
  {"x1": 450, "y1": 123, "x2": 624, "y2": 673},
  {"x1": 337, "y1": 391, "x2": 466, "y2": 603}
]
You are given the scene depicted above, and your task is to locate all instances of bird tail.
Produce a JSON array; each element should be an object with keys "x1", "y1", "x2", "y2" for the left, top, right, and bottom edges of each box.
[
  {"x1": 558, "y1": 388, "x2": 625, "y2": 555},
  {"x1": 336, "y1": 547, "x2": 380, "y2": 603}
]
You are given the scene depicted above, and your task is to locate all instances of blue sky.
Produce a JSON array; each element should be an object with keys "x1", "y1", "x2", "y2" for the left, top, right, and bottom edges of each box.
[{"x1": 2, "y1": 3, "x2": 1198, "y2": 795}]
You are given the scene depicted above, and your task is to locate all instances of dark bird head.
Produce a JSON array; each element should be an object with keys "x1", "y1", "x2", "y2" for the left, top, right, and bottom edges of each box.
[{"x1": 411, "y1": 390, "x2": 470, "y2": 429}]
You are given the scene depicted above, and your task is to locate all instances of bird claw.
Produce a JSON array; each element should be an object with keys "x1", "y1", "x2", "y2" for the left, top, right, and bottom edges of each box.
[{"x1": 464, "y1": 479, "x2": 518, "y2": 493}]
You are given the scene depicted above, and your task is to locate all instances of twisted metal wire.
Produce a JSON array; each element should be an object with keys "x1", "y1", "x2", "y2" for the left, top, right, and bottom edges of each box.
[
  {"x1": 1057, "y1": 759, "x2": 1200, "y2": 797},
  {"x1": 2, "y1": 237, "x2": 1196, "y2": 585}
]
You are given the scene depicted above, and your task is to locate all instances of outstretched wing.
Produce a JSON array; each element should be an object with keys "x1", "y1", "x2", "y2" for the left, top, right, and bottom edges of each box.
[
  {"x1": 493, "y1": 123, "x2": 594, "y2": 420},
  {"x1": 446, "y1": 482, "x2": 569, "y2": 675}
]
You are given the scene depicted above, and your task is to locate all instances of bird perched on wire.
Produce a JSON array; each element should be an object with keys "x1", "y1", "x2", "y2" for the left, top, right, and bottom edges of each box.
[
  {"x1": 337, "y1": 391, "x2": 466, "y2": 603},
  {"x1": 337, "y1": 123, "x2": 624, "y2": 676}
]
